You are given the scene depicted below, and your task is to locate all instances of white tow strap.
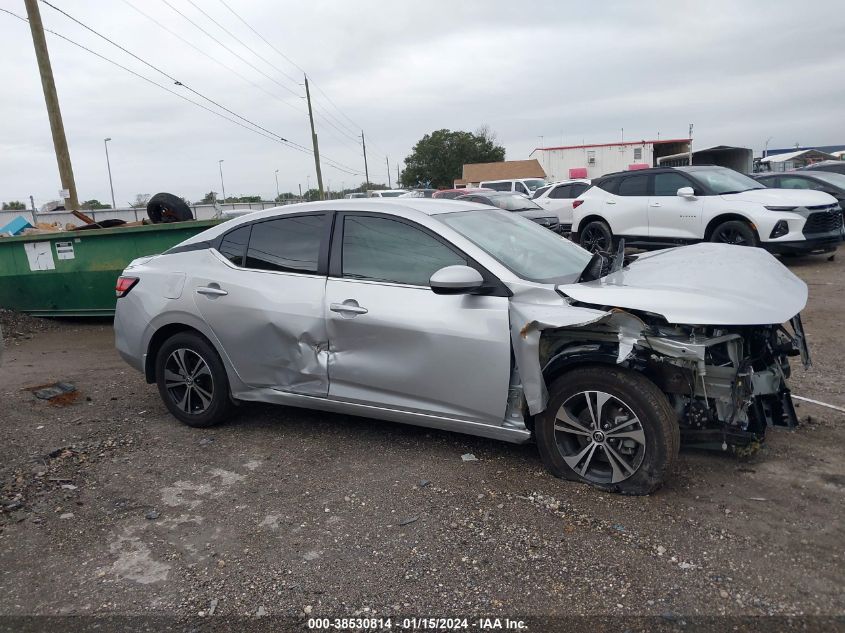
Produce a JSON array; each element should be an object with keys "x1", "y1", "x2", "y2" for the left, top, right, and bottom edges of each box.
[{"x1": 792, "y1": 395, "x2": 845, "y2": 414}]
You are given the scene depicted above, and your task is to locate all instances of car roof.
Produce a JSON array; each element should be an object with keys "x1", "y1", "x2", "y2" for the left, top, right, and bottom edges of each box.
[
  {"x1": 460, "y1": 191, "x2": 525, "y2": 198},
  {"x1": 596, "y1": 165, "x2": 725, "y2": 180}
]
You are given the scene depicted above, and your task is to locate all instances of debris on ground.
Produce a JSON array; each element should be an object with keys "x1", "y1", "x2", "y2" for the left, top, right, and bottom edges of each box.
[
  {"x1": 0, "y1": 309, "x2": 58, "y2": 343},
  {"x1": 27, "y1": 381, "x2": 78, "y2": 406},
  {"x1": 398, "y1": 517, "x2": 418, "y2": 527},
  {"x1": 460, "y1": 453, "x2": 478, "y2": 462}
]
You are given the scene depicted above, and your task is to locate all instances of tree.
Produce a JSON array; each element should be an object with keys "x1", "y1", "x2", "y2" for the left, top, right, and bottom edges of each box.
[
  {"x1": 199, "y1": 191, "x2": 217, "y2": 204},
  {"x1": 80, "y1": 199, "x2": 111, "y2": 210},
  {"x1": 400, "y1": 128, "x2": 506, "y2": 188},
  {"x1": 2, "y1": 201, "x2": 26, "y2": 210},
  {"x1": 130, "y1": 194, "x2": 151, "y2": 208},
  {"x1": 224, "y1": 195, "x2": 261, "y2": 203},
  {"x1": 275, "y1": 192, "x2": 297, "y2": 202}
]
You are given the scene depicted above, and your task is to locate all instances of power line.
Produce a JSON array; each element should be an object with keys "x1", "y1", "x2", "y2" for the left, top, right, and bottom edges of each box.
[
  {"x1": 158, "y1": 0, "x2": 302, "y2": 101},
  {"x1": 34, "y1": 0, "x2": 362, "y2": 176},
  {"x1": 2, "y1": 8, "x2": 360, "y2": 177},
  {"x1": 120, "y1": 0, "x2": 306, "y2": 117},
  {"x1": 213, "y1": 0, "x2": 390, "y2": 161}
]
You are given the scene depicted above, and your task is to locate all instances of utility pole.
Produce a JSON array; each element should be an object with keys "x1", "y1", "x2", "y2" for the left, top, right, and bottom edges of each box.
[
  {"x1": 274, "y1": 169, "x2": 280, "y2": 200},
  {"x1": 104, "y1": 137, "x2": 116, "y2": 209},
  {"x1": 386, "y1": 157, "x2": 391, "y2": 188},
  {"x1": 218, "y1": 159, "x2": 226, "y2": 203},
  {"x1": 25, "y1": 0, "x2": 79, "y2": 211},
  {"x1": 298, "y1": 183, "x2": 302, "y2": 199},
  {"x1": 361, "y1": 131, "x2": 370, "y2": 190},
  {"x1": 304, "y1": 74, "x2": 324, "y2": 200},
  {"x1": 396, "y1": 162, "x2": 400, "y2": 188},
  {"x1": 688, "y1": 123, "x2": 694, "y2": 166}
]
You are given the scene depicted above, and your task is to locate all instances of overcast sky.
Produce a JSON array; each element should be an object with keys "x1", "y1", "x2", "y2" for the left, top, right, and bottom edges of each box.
[{"x1": 2, "y1": 0, "x2": 844, "y2": 207}]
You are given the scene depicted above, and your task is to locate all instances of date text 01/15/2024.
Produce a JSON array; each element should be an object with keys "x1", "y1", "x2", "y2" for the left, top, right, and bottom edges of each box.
[{"x1": 307, "y1": 617, "x2": 528, "y2": 630}]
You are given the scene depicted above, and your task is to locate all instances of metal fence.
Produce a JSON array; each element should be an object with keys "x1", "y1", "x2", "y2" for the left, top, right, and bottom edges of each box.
[{"x1": 0, "y1": 200, "x2": 301, "y2": 230}]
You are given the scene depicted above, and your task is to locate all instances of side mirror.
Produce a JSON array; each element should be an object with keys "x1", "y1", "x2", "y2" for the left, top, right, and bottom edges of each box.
[
  {"x1": 677, "y1": 186, "x2": 696, "y2": 198},
  {"x1": 430, "y1": 265, "x2": 484, "y2": 295}
]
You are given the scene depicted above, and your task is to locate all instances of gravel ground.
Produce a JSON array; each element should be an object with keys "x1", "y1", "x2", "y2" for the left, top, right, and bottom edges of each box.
[{"x1": 0, "y1": 253, "x2": 843, "y2": 629}]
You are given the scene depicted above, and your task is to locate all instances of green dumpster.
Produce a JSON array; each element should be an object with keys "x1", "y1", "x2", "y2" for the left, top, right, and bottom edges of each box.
[{"x1": 0, "y1": 219, "x2": 219, "y2": 316}]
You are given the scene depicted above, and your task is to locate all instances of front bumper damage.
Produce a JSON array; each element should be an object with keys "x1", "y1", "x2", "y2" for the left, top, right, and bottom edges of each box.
[{"x1": 510, "y1": 296, "x2": 811, "y2": 451}]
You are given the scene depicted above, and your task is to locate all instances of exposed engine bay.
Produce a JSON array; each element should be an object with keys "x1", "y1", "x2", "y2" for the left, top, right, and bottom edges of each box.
[{"x1": 538, "y1": 309, "x2": 811, "y2": 451}]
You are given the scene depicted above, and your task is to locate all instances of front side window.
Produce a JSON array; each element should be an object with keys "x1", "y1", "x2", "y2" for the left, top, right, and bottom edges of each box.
[
  {"x1": 245, "y1": 214, "x2": 325, "y2": 273},
  {"x1": 549, "y1": 185, "x2": 573, "y2": 199},
  {"x1": 653, "y1": 172, "x2": 693, "y2": 196},
  {"x1": 514, "y1": 182, "x2": 528, "y2": 194},
  {"x1": 342, "y1": 216, "x2": 466, "y2": 286},
  {"x1": 523, "y1": 179, "x2": 546, "y2": 191},
  {"x1": 618, "y1": 175, "x2": 649, "y2": 197},
  {"x1": 780, "y1": 176, "x2": 823, "y2": 190}
]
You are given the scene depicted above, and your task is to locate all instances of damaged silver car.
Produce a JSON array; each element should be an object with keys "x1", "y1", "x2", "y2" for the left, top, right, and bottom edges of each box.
[{"x1": 114, "y1": 199, "x2": 811, "y2": 494}]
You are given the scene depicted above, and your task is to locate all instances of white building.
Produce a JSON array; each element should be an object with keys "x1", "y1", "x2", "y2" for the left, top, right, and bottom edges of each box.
[{"x1": 530, "y1": 139, "x2": 691, "y2": 181}]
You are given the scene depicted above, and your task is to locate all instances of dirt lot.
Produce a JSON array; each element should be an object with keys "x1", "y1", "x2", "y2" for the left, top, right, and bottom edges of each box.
[{"x1": 0, "y1": 254, "x2": 843, "y2": 629}]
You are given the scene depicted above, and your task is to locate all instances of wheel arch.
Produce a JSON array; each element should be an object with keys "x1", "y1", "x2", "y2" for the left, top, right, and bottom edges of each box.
[
  {"x1": 572, "y1": 213, "x2": 611, "y2": 239},
  {"x1": 541, "y1": 344, "x2": 620, "y2": 391},
  {"x1": 703, "y1": 213, "x2": 759, "y2": 241},
  {"x1": 145, "y1": 323, "x2": 217, "y2": 383}
]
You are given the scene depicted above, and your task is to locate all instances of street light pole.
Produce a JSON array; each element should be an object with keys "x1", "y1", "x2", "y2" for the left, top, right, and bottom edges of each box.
[
  {"x1": 218, "y1": 160, "x2": 226, "y2": 205},
  {"x1": 104, "y1": 137, "x2": 115, "y2": 209},
  {"x1": 274, "y1": 169, "x2": 280, "y2": 200}
]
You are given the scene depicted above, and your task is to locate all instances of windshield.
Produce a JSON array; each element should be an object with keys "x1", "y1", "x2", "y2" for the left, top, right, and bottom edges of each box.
[
  {"x1": 690, "y1": 168, "x2": 765, "y2": 194},
  {"x1": 523, "y1": 179, "x2": 547, "y2": 191},
  {"x1": 491, "y1": 194, "x2": 543, "y2": 212},
  {"x1": 807, "y1": 171, "x2": 845, "y2": 189},
  {"x1": 438, "y1": 210, "x2": 592, "y2": 283}
]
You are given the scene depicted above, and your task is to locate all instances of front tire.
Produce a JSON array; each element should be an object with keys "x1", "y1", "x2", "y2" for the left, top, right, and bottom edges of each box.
[
  {"x1": 709, "y1": 220, "x2": 758, "y2": 247},
  {"x1": 536, "y1": 365, "x2": 679, "y2": 495},
  {"x1": 155, "y1": 332, "x2": 233, "y2": 428},
  {"x1": 579, "y1": 220, "x2": 613, "y2": 252}
]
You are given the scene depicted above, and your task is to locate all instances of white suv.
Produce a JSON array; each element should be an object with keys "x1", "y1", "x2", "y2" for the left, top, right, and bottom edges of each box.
[
  {"x1": 571, "y1": 166, "x2": 843, "y2": 255},
  {"x1": 531, "y1": 179, "x2": 591, "y2": 231},
  {"x1": 479, "y1": 178, "x2": 547, "y2": 196}
]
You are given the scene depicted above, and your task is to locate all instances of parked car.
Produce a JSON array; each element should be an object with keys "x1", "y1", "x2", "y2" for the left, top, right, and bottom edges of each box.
[
  {"x1": 478, "y1": 178, "x2": 547, "y2": 196},
  {"x1": 456, "y1": 191, "x2": 560, "y2": 232},
  {"x1": 753, "y1": 170, "x2": 845, "y2": 207},
  {"x1": 399, "y1": 189, "x2": 437, "y2": 198},
  {"x1": 432, "y1": 187, "x2": 494, "y2": 199},
  {"x1": 344, "y1": 193, "x2": 367, "y2": 199},
  {"x1": 571, "y1": 166, "x2": 843, "y2": 255},
  {"x1": 531, "y1": 179, "x2": 592, "y2": 231},
  {"x1": 368, "y1": 189, "x2": 407, "y2": 198},
  {"x1": 114, "y1": 199, "x2": 810, "y2": 495},
  {"x1": 796, "y1": 160, "x2": 845, "y2": 175}
]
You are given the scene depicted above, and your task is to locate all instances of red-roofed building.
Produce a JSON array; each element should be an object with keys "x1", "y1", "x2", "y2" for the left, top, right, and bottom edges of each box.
[{"x1": 530, "y1": 138, "x2": 691, "y2": 181}]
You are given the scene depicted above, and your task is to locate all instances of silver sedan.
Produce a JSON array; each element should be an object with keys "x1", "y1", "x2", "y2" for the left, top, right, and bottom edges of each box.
[{"x1": 115, "y1": 199, "x2": 810, "y2": 494}]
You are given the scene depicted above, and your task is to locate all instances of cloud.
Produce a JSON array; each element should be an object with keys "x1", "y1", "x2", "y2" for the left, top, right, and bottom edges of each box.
[{"x1": 1, "y1": 0, "x2": 843, "y2": 206}]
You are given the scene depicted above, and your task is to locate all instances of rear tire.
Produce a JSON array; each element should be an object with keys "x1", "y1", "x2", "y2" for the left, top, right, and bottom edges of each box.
[
  {"x1": 709, "y1": 220, "x2": 758, "y2": 247},
  {"x1": 536, "y1": 365, "x2": 679, "y2": 495},
  {"x1": 579, "y1": 220, "x2": 613, "y2": 252},
  {"x1": 155, "y1": 332, "x2": 233, "y2": 428}
]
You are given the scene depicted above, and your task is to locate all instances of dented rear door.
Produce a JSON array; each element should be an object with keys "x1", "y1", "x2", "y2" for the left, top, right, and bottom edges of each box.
[{"x1": 193, "y1": 214, "x2": 329, "y2": 396}]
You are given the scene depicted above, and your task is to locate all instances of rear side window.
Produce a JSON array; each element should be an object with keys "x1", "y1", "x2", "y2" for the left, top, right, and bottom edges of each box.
[
  {"x1": 618, "y1": 175, "x2": 649, "y2": 196},
  {"x1": 594, "y1": 177, "x2": 618, "y2": 194},
  {"x1": 570, "y1": 183, "x2": 590, "y2": 197},
  {"x1": 549, "y1": 185, "x2": 573, "y2": 199},
  {"x1": 653, "y1": 172, "x2": 693, "y2": 196},
  {"x1": 342, "y1": 215, "x2": 466, "y2": 286},
  {"x1": 218, "y1": 225, "x2": 251, "y2": 266},
  {"x1": 245, "y1": 214, "x2": 325, "y2": 273},
  {"x1": 780, "y1": 176, "x2": 824, "y2": 190}
]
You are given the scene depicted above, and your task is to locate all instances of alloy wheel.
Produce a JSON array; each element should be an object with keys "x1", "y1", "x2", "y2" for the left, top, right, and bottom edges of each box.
[
  {"x1": 581, "y1": 226, "x2": 609, "y2": 252},
  {"x1": 163, "y1": 348, "x2": 215, "y2": 415},
  {"x1": 714, "y1": 227, "x2": 747, "y2": 245},
  {"x1": 553, "y1": 390, "x2": 646, "y2": 484}
]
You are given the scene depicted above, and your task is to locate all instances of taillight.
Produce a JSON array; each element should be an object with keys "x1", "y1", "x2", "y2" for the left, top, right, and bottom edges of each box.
[
  {"x1": 115, "y1": 276, "x2": 139, "y2": 298},
  {"x1": 572, "y1": 200, "x2": 584, "y2": 208}
]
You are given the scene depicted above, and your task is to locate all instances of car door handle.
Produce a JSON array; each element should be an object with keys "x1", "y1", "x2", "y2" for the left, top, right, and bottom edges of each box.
[
  {"x1": 605, "y1": 200, "x2": 616, "y2": 205},
  {"x1": 330, "y1": 301, "x2": 368, "y2": 315},
  {"x1": 650, "y1": 203, "x2": 662, "y2": 207},
  {"x1": 196, "y1": 286, "x2": 228, "y2": 297}
]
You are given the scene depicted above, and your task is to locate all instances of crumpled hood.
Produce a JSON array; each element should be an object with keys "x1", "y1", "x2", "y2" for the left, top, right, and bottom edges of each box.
[
  {"x1": 557, "y1": 243, "x2": 807, "y2": 325},
  {"x1": 723, "y1": 188, "x2": 836, "y2": 207}
]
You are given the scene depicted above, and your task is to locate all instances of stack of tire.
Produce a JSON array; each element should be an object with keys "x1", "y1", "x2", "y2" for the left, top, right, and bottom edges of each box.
[{"x1": 146, "y1": 193, "x2": 194, "y2": 224}]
